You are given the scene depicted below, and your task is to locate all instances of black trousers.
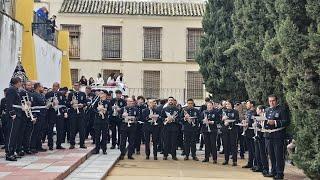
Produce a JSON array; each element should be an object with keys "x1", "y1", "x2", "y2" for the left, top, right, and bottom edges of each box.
[
  {"x1": 163, "y1": 130, "x2": 178, "y2": 158},
  {"x1": 222, "y1": 128, "x2": 238, "y2": 162},
  {"x1": 110, "y1": 116, "x2": 121, "y2": 146},
  {"x1": 203, "y1": 131, "x2": 217, "y2": 160},
  {"x1": 47, "y1": 111, "x2": 56, "y2": 148},
  {"x1": 134, "y1": 123, "x2": 143, "y2": 152},
  {"x1": 56, "y1": 115, "x2": 65, "y2": 147},
  {"x1": 144, "y1": 126, "x2": 160, "y2": 157},
  {"x1": 120, "y1": 124, "x2": 136, "y2": 157},
  {"x1": 254, "y1": 136, "x2": 268, "y2": 171},
  {"x1": 246, "y1": 135, "x2": 255, "y2": 166},
  {"x1": 5, "y1": 115, "x2": 21, "y2": 155},
  {"x1": 266, "y1": 138, "x2": 285, "y2": 177},
  {"x1": 16, "y1": 116, "x2": 27, "y2": 152},
  {"x1": 69, "y1": 112, "x2": 86, "y2": 146},
  {"x1": 183, "y1": 131, "x2": 197, "y2": 157},
  {"x1": 63, "y1": 117, "x2": 70, "y2": 143},
  {"x1": 177, "y1": 126, "x2": 184, "y2": 150},
  {"x1": 22, "y1": 120, "x2": 34, "y2": 151},
  {"x1": 85, "y1": 110, "x2": 95, "y2": 140},
  {"x1": 94, "y1": 119, "x2": 108, "y2": 151}
]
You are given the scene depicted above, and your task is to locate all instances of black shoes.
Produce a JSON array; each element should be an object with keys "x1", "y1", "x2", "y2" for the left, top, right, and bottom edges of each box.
[
  {"x1": 213, "y1": 160, "x2": 217, "y2": 164},
  {"x1": 222, "y1": 161, "x2": 228, "y2": 165},
  {"x1": 92, "y1": 150, "x2": 99, "y2": 154},
  {"x1": 119, "y1": 156, "x2": 124, "y2": 160},
  {"x1": 184, "y1": 156, "x2": 189, "y2": 161},
  {"x1": 80, "y1": 145, "x2": 87, "y2": 149},
  {"x1": 102, "y1": 150, "x2": 107, "y2": 155},
  {"x1": 17, "y1": 151, "x2": 25, "y2": 157},
  {"x1": 136, "y1": 151, "x2": 140, "y2": 155},
  {"x1": 56, "y1": 146, "x2": 66, "y2": 150},
  {"x1": 163, "y1": 156, "x2": 168, "y2": 160},
  {"x1": 128, "y1": 156, "x2": 134, "y2": 160},
  {"x1": 192, "y1": 157, "x2": 199, "y2": 161},
  {"x1": 49, "y1": 147, "x2": 53, "y2": 151},
  {"x1": 172, "y1": 157, "x2": 178, "y2": 161},
  {"x1": 202, "y1": 159, "x2": 209, "y2": 163},
  {"x1": 110, "y1": 145, "x2": 116, "y2": 149},
  {"x1": 69, "y1": 145, "x2": 75, "y2": 149},
  {"x1": 154, "y1": 156, "x2": 158, "y2": 160},
  {"x1": 242, "y1": 164, "x2": 252, "y2": 168},
  {"x1": 6, "y1": 155, "x2": 17, "y2": 161},
  {"x1": 37, "y1": 148, "x2": 47, "y2": 152},
  {"x1": 146, "y1": 156, "x2": 150, "y2": 160},
  {"x1": 232, "y1": 162, "x2": 237, "y2": 166},
  {"x1": 273, "y1": 175, "x2": 284, "y2": 180}
]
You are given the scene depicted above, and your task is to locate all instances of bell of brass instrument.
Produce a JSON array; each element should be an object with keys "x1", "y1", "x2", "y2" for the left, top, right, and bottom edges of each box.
[
  {"x1": 112, "y1": 100, "x2": 119, "y2": 116},
  {"x1": 241, "y1": 116, "x2": 249, "y2": 136},
  {"x1": 203, "y1": 113, "x2": 211, "y2": 132},
  {"x1": 21, "y1": 93, "x2": 36, "y2": 123},
  {"x1": 52, "y1": 95, "x2": 61, "y2": 116},
  {"x1": 71, "y1": 94, "x2": 80, "y2": 114},
  {"x1": 184, "y1": 110, "x2": 196, "y2": 127},
  {"x1": 97, "y1": 100, "x2": 106, "y2": 119},
  {"x1": 148, "y1": 108, "x2": 159, "y2": 125},
  {"x1": 164, "y1": 111, "x2": 177, "y2": 125},
  {"x1": 122, "y1": 108, "x2": 134, "y2": 127}
]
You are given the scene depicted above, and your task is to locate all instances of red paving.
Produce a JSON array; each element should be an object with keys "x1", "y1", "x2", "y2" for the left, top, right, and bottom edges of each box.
[{"x1": 0, "y1": 140, "x2": 94, "y2": 180}]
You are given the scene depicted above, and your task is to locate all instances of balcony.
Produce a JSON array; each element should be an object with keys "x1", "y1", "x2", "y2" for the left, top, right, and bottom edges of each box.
[{"x1": 32, "y1": 11, "x2": 58, "y2": 46}]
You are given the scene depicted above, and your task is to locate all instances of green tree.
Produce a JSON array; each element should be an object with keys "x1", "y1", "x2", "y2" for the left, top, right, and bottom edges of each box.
[
  {"x1": 229, "y1": 0, "x2": 283, "y2": 105},
  {"x1": 263, "y1": 0, "x2": 320, "y2": 178},
  {"x1": 196, "y1": 0, "x2": 248, "y2": 102}
]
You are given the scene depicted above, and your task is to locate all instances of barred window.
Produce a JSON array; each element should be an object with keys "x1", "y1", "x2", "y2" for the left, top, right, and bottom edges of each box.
[
  {"x1": 70, "y1": 69, "x2": 79, "y2": 84},
  {"x1": 143, "y1": 27, "x2": 162, "y2": 60},
  {"x1": 102, "y1": 26, "x2": 122, "y2": 59},
  {"x1": 187, "y1": 71, "x2": 204, "y2": 99},
  {"x1": 61, "y1": 24, "x2": 81, "y2": 58},
  {"x1": 187, "y1": 28, "x2": 203, "y2": 60},
  {"x1": 102, "y1": 69, "x2": 120, "y2": 83},
  {"x1": 143, "y1": 71, "x2": 160, "y2": 98}
]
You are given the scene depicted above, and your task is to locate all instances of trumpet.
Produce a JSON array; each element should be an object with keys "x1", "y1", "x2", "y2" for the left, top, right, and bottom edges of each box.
[
  {"x1": 122, "y1": 108, "x2": 135, "y2": 127},
  {"x1": 97, "y1": 100, "x2": 107, "y2": 119},
  {"x1": 52, "y1": 95, "x2": 61, "y2": 116},
  {"x1": 184, "y1": 110, "x2": 196, "y2": 127},
  {"x1": 202, "y1": 113, "x2": 211, "y2": 132},
  {"x1": 71, "y1": 94, "x2": 80, "y2": 114},
  {"x1": 237, "y1": 116, "x2": 249, "y2": 136},
  {"x1": 148, "y1": 108, "x2": 159, "y2": 125},
  {"x1": 164, "y1": 111, "x2": 178, "y2": 125},
  {"x1": 112, "y1": 100, "x2": 119, "y2": 116},
  {"x1": 21, "y1": 93, "x2": 36, "y2": 123}
]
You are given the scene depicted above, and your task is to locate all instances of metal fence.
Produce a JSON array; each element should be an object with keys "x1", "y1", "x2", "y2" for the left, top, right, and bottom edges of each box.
[{"x1": 32, "y1": 12, "x2": 58, "y2": 46}]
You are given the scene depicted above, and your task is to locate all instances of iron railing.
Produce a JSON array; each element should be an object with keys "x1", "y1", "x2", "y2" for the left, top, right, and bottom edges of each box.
[{"x1": 32, "y1": 11, "x2": 58, "y2": 46}]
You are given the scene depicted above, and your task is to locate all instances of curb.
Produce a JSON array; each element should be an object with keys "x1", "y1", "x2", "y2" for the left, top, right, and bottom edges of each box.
[{"x1": 101, "y1": 155, "x2": 121, "y2": 179}]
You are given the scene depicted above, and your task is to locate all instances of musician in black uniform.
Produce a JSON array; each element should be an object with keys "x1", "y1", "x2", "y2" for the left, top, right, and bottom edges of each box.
[
  {"x1": 264, "y1": 95, "x2": 290, "y2": 180},
  {"x1": 161, "y1": 97, "x2": 180, "y2": 160},
  {"x1": 119, "y1": 98, "x2": 139, "y2": 160},
  {"x1": 45, "y1": 82, "x2": 65, "y2": 150},
  {"x1": 142, "y1": 99, "x2": 161, "y2": 160},
  {"x1": 134, "y1": 96, "x2": 146, "y2": 154},
  {"x1": 93, "y1": 91, "x2": 110, "y2": 154},
  {"x1": 67, "y1": 82, "x2": 87, "y2": 149},
  {"x1": 242, "y1": 100, "x2": 257, "y2": 169},
  {"x1": 221, "y1": 100, "x2": 240, "y2": 166},
  {"x1": 181, "y1": 99, "x2": 200, "y2": 161},
  {"x1": 110, "y1": 90, "x2": 126, "y2": 149},
  {"x1": 31, "y1": 83, "x2": 48, "y2": 153},
  {"x1": 85, "y1": 86, "x2": 96, "y2": 142},
  {"x1": 201, "y1": 101, "x2": 221, "y2": 163},
  {"x1": 5, "y1": 77, "x2": 22, "y2": 161},
  {"x1": 156, "y1": 99, "x2": 166, "y2": 153},
  {"x1": 0, "y1": 88, "x2": 8, "y2": 146},
  {"x1": 254, "y1": 105, "x2": 272, "y2": 177}
]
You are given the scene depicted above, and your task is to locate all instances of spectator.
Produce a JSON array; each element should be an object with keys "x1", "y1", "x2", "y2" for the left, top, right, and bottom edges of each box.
[
  {"x1": 79, "y1": 76, "x2": 88, "y2": 86},
  {"x1": 107, "y1": 73, "x2": 116, "y2": 86},
  {"x1": 96, "y1": 73, "x2": 104, "y2": 86},
  {"x1": 88, "y1": 77, "x2": 95, "y2": 86},
  {"x1": 49, "y1": 15, "x2": 57, "y2": 33},
  {"x1": 116, "y1": 73, "x2": 124, "y2": 83},
  {"x1": 36, "y1": 7, "x2": 49, "y2": 20}
]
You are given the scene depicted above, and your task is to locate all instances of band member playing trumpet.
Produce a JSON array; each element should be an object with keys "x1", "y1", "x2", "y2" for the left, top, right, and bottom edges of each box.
[
  {"x1": 142, "y1": 99, "x2": 161, "y2": 160},
  {"x1": 201, "y1": 101, "x2": 221, "y2": 164},
  {"x1": 119, "y1": 98, "x2": 139, "y2": 160},
  {"x1": 181, "y1": 99, "x2": 200, "y2": 161},
  {"x1": 264, "y1": 95, "x2": 290, "y2": 180},
  {"x1": 67, "y1": 82, "x2": 87, "y2": 149},
  {"x1": 134, "y1": 96, "x2": 147, "y2": 155},
  {"x1": 110, "y1": 90, "x2": 126, "y2": 149},
  {"x1": 242, "y1": 100, "x2": 257, "y2": 169},
  {"x1": 161, "y1": 97, "x2": 180, "y2": 160},
  {"x1": 93, "y1": 91, "x2": 110, "y2": 154},
  {"x1": 221, "y1": 100, "x2": 240, "y2": 166}
]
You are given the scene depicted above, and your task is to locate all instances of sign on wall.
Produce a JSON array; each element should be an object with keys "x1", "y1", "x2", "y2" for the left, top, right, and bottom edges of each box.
[
  {"x1": 34, "y1": 34, "x2": 62, "y2": 88},
  {"x1": 0, "y1": 12, "x2": 23, "y2": 99}
]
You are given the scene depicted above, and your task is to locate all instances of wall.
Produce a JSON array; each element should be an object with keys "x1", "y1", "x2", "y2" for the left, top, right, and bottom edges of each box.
[{"x1": 0, "y1": 12, "x2": 23, "y2": 99}]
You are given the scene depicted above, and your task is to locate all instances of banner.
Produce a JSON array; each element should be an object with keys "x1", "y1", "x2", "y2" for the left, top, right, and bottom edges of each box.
[
  {"x1": 0, "y1": 12, "x2": 23, "y2": 99},
  {"x1": 34, "y1": 34, "x2": 62, "y2": 88}
]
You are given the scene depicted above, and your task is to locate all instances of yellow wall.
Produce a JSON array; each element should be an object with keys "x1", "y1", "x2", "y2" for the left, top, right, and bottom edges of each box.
[
  {"x1": 57, "y1": 31, "x2": 72, "y2": 88},
  {"x1": 15, "y1": 0, "x2": 37, "y2": 80}
]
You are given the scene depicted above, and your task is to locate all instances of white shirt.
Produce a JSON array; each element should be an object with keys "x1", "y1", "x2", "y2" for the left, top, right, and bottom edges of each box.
[
  {"x1": 107, "y1": 77, "x2": 115, "y2": 85},
  {"x1": 96, "y1": 77, "x2": 104, "y2": 86},
  {"x1": 116, "y1": 76, "x2": 124, "y2": 83}
]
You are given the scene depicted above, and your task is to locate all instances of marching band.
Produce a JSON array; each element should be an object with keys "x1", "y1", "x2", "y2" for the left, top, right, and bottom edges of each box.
[{"x1": 0, "y1": 78, "x2": 290, "y2": 180}]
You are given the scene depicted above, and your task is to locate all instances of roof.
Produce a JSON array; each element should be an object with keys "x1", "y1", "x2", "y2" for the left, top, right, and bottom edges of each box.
[{"x1": 59, "y1": 0, "x2": 206, "y2": 17}]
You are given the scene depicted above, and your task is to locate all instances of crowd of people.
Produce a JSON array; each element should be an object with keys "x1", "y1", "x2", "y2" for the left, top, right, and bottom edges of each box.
[
  {"x1": 0, "y1": 77, "x2": 291, "y2": 180},
  {"x1": 79, "y1": 73, "x2": 125, "y2": 87}
]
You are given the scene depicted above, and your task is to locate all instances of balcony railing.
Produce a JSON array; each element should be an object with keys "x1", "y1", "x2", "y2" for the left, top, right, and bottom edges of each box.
[{"x1": 32, "y1": 11, "x2": 58, "y2": 46}]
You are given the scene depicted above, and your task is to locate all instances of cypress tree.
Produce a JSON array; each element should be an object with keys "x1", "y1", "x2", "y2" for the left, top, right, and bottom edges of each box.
[{"x1": 196, "y1": 0, "x2": 248, "y2": 102}]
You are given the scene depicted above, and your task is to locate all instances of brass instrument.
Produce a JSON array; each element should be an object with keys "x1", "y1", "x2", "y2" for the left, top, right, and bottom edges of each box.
[
  {"x1": 112, "y1": 100, "x2": 119, "y2": 116},
  {"x1": 122, "y1": 108, "x2": 135, "y2": 127},
  {"x1": 52, "y1": 95, "x2": 61, "y2": 116},
  {"x1": 222, "y1": 111, "x2": 236, "y2": 130},
  {"x1": 164, "y1": 111, "x2": 178, "y2": 125},
  {"x1": 97, "y1": 100, "x2": 107, "y2": 119},
  {"x1": 71, "y1": 94, "x2": 80, "y2": 114},
  {"x1": 184, "y1": 110, "x2": 196, "y2": 127},
  {"x1": 148, "y1": 108, "x2": 159, "y2": 125},
  {"x1": 21, "y1": 93, "x2": 36, "y2": 123},
  {"x1": 202, "y1": 113, "x2": 211, "y2": 132}
]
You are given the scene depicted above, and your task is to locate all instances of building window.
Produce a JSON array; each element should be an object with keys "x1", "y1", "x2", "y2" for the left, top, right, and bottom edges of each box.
[
  {"x1": 102, "y1": 26, "x2": 122, "y2": 59},
  {"x1": 70, "y1": 69, "x2": 79, "y2": 84},
  {"x1": 143, "y1": 27, "x2": 162, "y2": 60},
  {"x1": 61, "y1": 24, "x2": 81, "y2": 58},
  {"x1": 187, "y1": 71, "x2": 203, "y2": 99},
  {"x1": 187, "y1": 28, "x2": 203, "y2": 60},
  {"x1": 102, "y1": 69, "x2": 121, "y2": 84},
  {"x1": 143, "y1": 71, "x2": 160, "y2": 98}
]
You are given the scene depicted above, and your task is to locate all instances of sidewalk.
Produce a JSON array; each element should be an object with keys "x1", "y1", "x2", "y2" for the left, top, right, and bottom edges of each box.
[{"x1": 0, "y1": 140, "x2": 94, "y2": 180}]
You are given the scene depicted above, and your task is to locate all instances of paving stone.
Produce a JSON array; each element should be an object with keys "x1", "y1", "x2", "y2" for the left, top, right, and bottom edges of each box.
[
  {"x1": 23, "y1": 163, "x2": 51, "y2": 170},
  {"x1": 41, "y1": 165, "x2": 70, "y2": 173},
  {"x1": 75, "y1": 172, "x2": 105, "y2": 179},
  {"x1": 0, "y1": 172, "x2": 11, "y2": 178},
  {"x1": 7, "y1": 161, "x2": 32, "y2": 167}
]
